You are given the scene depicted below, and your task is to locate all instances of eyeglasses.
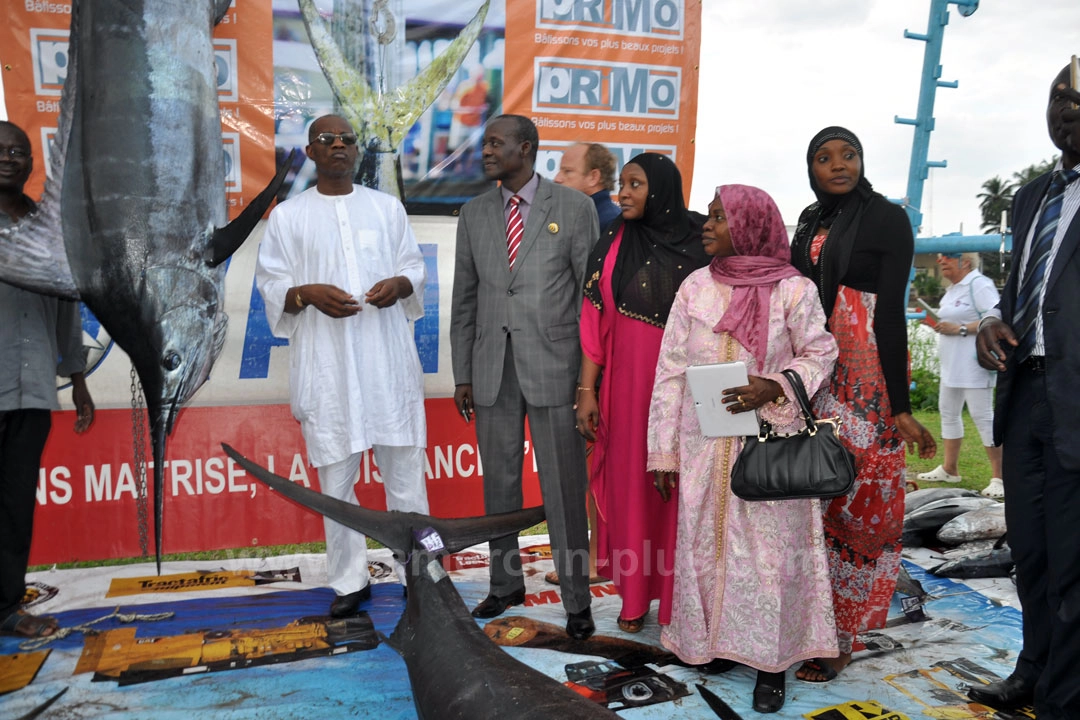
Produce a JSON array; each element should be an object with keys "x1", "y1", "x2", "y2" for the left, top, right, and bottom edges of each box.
[
  {"x1": 312, "y1": 132, "x2": 358, "y2": 146},
  {"x1": 1, "y1": 146, "x2": 30, "y2": 160}
]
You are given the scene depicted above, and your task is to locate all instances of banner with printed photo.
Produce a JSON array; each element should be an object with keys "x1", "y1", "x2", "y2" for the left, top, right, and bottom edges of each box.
[{"x1": 0, "y1": 0, "x2": 276, "y2": 220}]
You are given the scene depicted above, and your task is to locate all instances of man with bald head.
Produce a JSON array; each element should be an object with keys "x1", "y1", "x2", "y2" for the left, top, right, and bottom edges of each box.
[
  {"x1": 973, "y1": 65, "x2": 1080, "y2": 716},
  {"x1": 256, "y1": 115, "x2": 430, "y2": 618},
  {"x1": 555, "y1": 142, "x2": 620, "y2": 231}
]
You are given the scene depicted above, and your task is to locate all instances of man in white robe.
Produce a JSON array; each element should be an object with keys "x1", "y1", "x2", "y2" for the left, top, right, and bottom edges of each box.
[{"x1": 256, "y1": 115, "x2": 429, "y2": 617}]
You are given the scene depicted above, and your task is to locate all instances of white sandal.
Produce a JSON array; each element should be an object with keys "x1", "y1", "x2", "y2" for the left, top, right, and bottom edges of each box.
[
  {"x1": 916, "y1": 465, "x2": 962, "y2": 483},
  {"x1": 981, "y1": 477, "x2": 1004, "y2": 499}
]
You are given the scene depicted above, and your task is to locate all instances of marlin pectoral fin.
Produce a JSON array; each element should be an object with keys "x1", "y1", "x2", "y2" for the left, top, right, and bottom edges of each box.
[
  {"x1": 386, "y1": 0, "x2": 491, "y2": 147},
  {"x1": 206, "y1": 149, "x2": 298, "y2": 267}
]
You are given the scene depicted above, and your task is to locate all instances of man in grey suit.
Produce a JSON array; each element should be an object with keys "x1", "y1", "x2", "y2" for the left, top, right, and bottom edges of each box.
[{"x1": 451, "y1": 115, "x2": 598, "y2": 640}]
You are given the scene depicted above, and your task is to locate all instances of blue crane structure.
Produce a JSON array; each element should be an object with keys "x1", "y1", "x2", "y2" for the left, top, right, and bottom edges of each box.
[{"x1": 895, "y1": 0, "x2": 1008, "y2": 319}]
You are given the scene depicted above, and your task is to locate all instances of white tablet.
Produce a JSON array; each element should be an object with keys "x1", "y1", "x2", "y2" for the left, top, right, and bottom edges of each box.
[{"x1": 685, "y1": 361, "x2": 762, "y2": 438}]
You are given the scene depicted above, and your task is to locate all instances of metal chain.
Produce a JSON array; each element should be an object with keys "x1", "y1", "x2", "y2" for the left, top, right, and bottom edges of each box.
[
  {"x1": 19, "y1": 607, "x2": 175, "y2": 652},
  {"x1": 129, "y1": 365, "x2": 150, "y2": 558}
]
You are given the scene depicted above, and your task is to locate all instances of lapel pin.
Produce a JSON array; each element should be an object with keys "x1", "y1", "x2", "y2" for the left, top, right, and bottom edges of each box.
[{"x1": 548, "y1": 222, "x2": 559, "y2": 234}]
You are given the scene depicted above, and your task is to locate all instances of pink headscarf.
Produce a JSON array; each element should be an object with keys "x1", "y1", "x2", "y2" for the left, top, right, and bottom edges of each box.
[{"x1": 709, "y1": 184, "x2": 800, "y2": 362}]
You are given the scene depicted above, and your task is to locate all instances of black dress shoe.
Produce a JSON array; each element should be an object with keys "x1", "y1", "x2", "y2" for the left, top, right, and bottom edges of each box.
[
  {"x1": 753, "y1": 670, "x2": 786, "y2": 713},
  {"x1": 566, "y1": 608, "x2": 595, "y2": 641},
  {"x1": 967, "y1": 673, "x2": 1035, "y2": 709},
  {"x1": 471, "y1": 589, "x2": 526, "y2": 619},
  {"x1": 329, "y1": 584, "x2": 372, "y2": 618}
]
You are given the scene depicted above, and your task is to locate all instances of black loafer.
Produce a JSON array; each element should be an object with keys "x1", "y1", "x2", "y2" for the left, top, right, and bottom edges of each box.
[
  {"x1": 329, "y1": 584, "x2": 372, "y2": 618},
  {"x1": 566, "y1": 607, "x2": 595, "y2": 641},
  {"x1": 967, "y1": 673, "x2": 1035, "y2": 709},
  {"x1": 471, "y1": 589, "x2": 526, "y2": 619},
  {"x1": 753, "y1": 670, "x2": 786, "y2": 713}
]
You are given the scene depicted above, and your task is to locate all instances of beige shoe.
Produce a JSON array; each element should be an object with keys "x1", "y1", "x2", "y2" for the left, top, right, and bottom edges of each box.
[
  {"x1": 917, "y1": 465, "x2": 962, "y2": 483},
  {"x1": 981, "y1": 477, "x2": 1004, "y2": 499}
]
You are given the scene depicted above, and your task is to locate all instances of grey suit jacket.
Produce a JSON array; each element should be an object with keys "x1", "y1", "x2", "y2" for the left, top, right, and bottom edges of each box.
[{"x1": 451, "y1": 176, "x2": 599, "y2": 407}]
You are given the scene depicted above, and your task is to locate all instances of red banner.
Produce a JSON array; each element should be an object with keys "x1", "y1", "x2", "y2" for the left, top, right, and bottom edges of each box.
[{"x1": 31, "y1": 399, "x2": 543, "y2": 565}]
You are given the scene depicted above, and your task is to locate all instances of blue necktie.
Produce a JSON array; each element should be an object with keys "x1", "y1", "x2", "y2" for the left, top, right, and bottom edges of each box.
[{"x1": 1013, "y1": 169, "x2": 1079, "y2": 362}]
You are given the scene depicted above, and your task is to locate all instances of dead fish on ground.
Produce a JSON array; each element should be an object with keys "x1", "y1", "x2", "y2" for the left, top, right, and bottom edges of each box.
[
  {"x1": 939, "y1": 539, "x2": 1000, "y2": 559},
  {"x1": 936, "y1": 503, "x2": 1006, "y2": 545},
  {"x1": 904, "y1": 496, "x2": 999, "y2": 533},
  {"x1": 223, "y1": 444, "x2": 619, "y2": 719},
  {"x1": 0, "y1": 0, "x2": 292, "y2": 570},
  {"x1": 905, "y1": 487, "x2": 980, "y2": 515},
  {"x1": 930, "y1": 542, "x2": 1013, "y2": 579}
]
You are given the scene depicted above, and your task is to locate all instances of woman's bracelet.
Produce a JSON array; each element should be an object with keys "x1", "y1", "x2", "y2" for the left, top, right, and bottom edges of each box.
[{"x1": 576, "y1": 385, "x2": 595, "y2": 393}]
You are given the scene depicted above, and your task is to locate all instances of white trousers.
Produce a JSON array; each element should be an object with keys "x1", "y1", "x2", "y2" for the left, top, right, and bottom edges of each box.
[
  {"x1": 317, "y1": 445, "x2": 429, "y2": 596},
  {"x1": 938, "y1": 385, "x2": 995, "y2": 446}
]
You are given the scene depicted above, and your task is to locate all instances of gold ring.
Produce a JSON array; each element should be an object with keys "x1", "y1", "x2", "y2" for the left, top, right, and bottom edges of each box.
[{"x1": 737, "y1": 395, "x2": 743, "y2": 404}]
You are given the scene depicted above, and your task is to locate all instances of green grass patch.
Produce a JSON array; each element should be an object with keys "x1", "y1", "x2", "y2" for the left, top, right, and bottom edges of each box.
[{"x1": 907, "y1": 408, "x2": 996, "y2": 494}]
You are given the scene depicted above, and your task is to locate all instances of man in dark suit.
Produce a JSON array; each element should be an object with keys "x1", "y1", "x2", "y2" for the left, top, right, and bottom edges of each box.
[
  {"x1": 451, "y1": 115, "x2": 599, "y2": 640},
  {"x1": 974, "y1": 65, "x2": 1080, "y2": 717}
]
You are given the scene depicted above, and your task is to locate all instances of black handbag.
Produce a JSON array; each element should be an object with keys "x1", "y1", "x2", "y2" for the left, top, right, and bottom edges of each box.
[{"x1": 730, "y1": 369, "x2": 855, "y2": 501}]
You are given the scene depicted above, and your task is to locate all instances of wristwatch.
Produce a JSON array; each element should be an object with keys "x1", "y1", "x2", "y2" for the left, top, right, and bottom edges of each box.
[{"x1": 959, "y1": 325, "x2": 968, "y2": 337}]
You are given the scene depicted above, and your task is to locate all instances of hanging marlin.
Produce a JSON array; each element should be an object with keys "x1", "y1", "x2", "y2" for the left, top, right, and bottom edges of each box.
[
  {"x1": 222, "y1": 444, "x2": 618, "y2": 719},
  {"x1": 299, "y1": 0, "x2": 490, "y2": 197},
  {"x1": 0, "y1": 0, "x2": 292, "y2": 570}
]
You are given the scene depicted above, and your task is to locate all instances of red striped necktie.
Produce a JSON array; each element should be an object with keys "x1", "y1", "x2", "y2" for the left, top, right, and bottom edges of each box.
[{"x1": 506, "y1": 194, "x2": 523, "y2": 270}]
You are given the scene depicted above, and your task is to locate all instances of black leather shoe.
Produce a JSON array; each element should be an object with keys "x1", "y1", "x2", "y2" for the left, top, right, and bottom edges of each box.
[
  {"x1": 566, "y1": 608, "x2": 595, "y2": 640},
  {"x1": 753, "y1": 670, "x2": 786, "y2": 713},
  {"x1": 329, "y1": 584, "x2": 372, "y2": 618},
  {"x1": 967, "y1": 673, "x2": 1035, "y2": 709},
  {"x1": 471, "y1": 589, "x2": 526, "y2": 619}
]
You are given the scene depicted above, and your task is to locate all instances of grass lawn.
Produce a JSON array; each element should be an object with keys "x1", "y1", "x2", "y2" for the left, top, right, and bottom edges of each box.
[{"x1": 907, "y1": 408, "x2": 997, "y2": 494}]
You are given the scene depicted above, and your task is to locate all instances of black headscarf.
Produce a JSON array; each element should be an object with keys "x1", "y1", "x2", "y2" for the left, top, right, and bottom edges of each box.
[
  {"x1": 583, "y1": 153, "x2": 708, "y2": 328},
  {"x1": 790, "y1": 126, "x2": 878, "y2": 321}
]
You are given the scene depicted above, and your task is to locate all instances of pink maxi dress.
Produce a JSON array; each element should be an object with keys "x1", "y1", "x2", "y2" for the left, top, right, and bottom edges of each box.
[{"x1": 582, "y1": 228, "x2": 678, "y2": 624}]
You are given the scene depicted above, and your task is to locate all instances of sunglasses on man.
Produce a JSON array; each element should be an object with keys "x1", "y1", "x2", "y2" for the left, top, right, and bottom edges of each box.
[{"x1": 312, "y1": 132, "x2": 358, "y2": 146}]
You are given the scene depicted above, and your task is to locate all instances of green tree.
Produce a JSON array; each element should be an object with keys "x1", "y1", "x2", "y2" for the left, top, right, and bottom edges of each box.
[
  {"x1": 977, "y1": 176, "x2": 1014, "y2": 233},
  {"x1": 976, "y1": 156, "x2": 1059, "y2": 285}
]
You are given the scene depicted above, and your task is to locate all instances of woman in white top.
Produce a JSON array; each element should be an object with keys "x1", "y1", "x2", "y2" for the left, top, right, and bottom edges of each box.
[{"x1": 917, "y1": 252, "x2": 1004, "y2": 497}]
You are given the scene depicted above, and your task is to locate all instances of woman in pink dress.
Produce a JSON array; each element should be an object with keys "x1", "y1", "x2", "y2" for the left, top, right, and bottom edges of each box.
[
  {"x1": 648, "y1": 185, "x2": 839, "y2": 713},
  {"x1": 574, "y1": 153, "x2": 708, "y2": 634}
]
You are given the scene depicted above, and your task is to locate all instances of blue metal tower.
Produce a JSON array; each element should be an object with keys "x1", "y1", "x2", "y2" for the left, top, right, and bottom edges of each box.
[{"x1": 895, "y1": 0, "x2": 1006, "y2": 255}]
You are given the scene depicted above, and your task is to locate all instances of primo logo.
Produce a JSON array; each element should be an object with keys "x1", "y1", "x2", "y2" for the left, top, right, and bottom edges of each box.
[
  {"x1": 537, "y1": 0, "x2": 683, "y2": 39},
  {"x1": 28, "y1": 28, "x2": 237, "y2": 99},
  {"x1": 30, "y1": 28, "x2": 69, "y2": 96},
  {"x1": 535, "y1": 59, "x2": 679, "y2": 118}
]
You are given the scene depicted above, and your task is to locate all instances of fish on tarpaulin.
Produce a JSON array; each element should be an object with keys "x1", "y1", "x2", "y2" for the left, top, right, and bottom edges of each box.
[
  {"x1": 222, "y1": 444, "x2": 619, "y2": 720},
  {"x1": 0, "y1": 0, "x2": 291, "y2": 569},
  {"x1": 904, "y1": 487, "x2": 980, "y2": 515},
  {"x1": 902, "y1": 496, "x2": 998, "y2": 548},
  {"x1": 936, "y1": 502, "x2": 1006, "y2": 545},
  {"x1": 930, "y1": 537, "x2": 1013, "y2": 579}
]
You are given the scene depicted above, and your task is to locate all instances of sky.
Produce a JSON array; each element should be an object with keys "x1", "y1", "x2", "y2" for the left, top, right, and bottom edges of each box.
[
  {"x1": 688, "y1": 0, "x2": 1080, "y2": 237},
  {"x1": 2, "y1": 0, "x2": 1076, "y2": 239}
]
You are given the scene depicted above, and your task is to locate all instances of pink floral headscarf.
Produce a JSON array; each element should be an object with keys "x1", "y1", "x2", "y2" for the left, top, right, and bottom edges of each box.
[{"x1": 709, "y1": 184, "x2": 800, "y2": 362}]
